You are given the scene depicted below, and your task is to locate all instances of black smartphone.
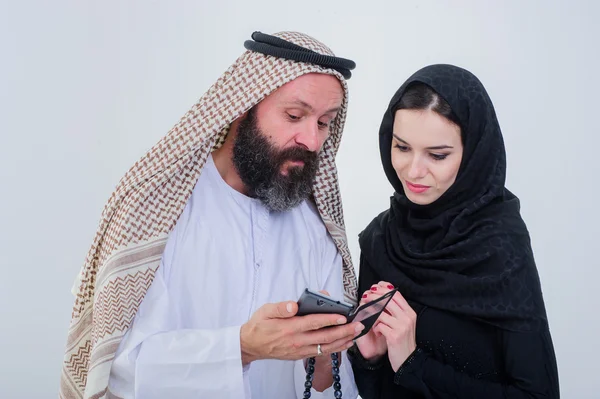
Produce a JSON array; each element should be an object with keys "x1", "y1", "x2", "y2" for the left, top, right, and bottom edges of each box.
[
  {"x1": 296, "y1": 288, "x2": 397, "y2": 340},
  {"x1": 296, "y1": 289, "x2": 354, "y2": 317}
]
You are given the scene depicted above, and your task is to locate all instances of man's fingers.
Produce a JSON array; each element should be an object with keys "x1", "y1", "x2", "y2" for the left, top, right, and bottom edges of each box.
[
  {"x1": 298, "y1": 313, "x2": 347, "y2": 331},
  {"x1": 319, "y1": 337, "x2": 355, "y2": 356},
  {"x1": 297, "y1": 334, "x2": 356, "y2": 358},
  {"x1": 302, "y1": 322, "x2": 363, "y2": 346},
  {"x1": 261, "y1": 301, "x2": 297, "y2": 319}
]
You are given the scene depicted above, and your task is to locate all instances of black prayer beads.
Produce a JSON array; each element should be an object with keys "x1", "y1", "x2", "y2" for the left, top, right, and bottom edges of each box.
[{"x1": 303, "y1": 352, "x2": 342, "y2": 398}]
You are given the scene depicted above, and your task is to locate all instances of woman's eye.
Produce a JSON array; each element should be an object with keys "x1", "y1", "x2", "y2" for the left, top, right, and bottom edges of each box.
[
  {"x1": 430, "y1": 153, "x2": 448, "y2": 161},
  {"x1": 394, "y1": 144, "x2": 410, "y2": 152}
]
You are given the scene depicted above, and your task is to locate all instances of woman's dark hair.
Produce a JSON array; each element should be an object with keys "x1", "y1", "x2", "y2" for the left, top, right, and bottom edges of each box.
[{"x1": 393, "y1": 82, "x2": 461, "y2": 130}]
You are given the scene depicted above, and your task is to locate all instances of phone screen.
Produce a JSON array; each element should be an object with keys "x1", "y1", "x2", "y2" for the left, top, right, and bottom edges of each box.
[{"x1": 348, "y1": 289, "x2": 397, "y2": 339}]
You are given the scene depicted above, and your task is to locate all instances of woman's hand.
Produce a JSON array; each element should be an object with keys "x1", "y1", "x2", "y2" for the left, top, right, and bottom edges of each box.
[
  {"x1": 354, "y1": 283, "x2": 390, "y2": 362},
  {"x1": 371, "y1": 282, "x2": 418, "y2": 372}
]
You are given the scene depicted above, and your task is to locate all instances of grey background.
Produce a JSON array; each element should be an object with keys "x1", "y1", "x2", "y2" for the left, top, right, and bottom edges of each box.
[{"x1": 1, "y1": 0, "x2": 598, "y2": 397}]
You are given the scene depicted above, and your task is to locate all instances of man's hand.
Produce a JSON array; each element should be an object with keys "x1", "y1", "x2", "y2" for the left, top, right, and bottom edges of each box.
[{"x1": 240, "y1": 300, "x2": 364, "y2": 366}]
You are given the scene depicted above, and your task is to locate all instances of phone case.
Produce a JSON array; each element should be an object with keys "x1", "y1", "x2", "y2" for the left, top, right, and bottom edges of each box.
[
  {"x1": 346, "y1": 289, "x2": 397, "y2": 339},
  {"x1": 296, "y1": 289, "x2": 354, "y2": 316}
]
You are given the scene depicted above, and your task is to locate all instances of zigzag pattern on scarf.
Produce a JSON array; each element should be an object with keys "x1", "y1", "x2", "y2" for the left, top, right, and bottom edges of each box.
[
  {"x1": 66, "y1": 340, "x2": 91, "y2": 389},
  {"x1": 92, "y1": 268, "x2": 157, "y2": 344}
]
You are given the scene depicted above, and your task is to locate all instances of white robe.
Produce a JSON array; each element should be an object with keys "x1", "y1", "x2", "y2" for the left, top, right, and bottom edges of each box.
[{"x1": 107, "y1": 154, "x2": 358, "y2": 398}]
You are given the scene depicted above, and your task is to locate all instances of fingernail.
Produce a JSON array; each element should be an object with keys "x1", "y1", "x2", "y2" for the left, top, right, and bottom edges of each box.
[
  {"x1": 286, "y1": 303, "x2": 292, "y2": 313},
  {"x1": 337, "y1": 317, "x2": 346, "y2": 324},
  {"x1": 387, "y1": 284, "x2": 394, "y2": 289},
  {"x1": 355, "y1": 324, "x2": 365, "y2": 333},
  {"x1": 362, "y1": 294, "x2": 368, "y2": 298},
  {"x1": 371, "y1": 286, "x2": 378, "y2": 291}
]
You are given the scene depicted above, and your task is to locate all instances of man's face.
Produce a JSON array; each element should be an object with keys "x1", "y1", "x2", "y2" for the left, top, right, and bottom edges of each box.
[{"x1": 232, "y1": 73, "x2": 344, "y2": 212}]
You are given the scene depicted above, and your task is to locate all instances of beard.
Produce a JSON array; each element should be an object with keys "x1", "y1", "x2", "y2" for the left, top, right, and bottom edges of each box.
[{"x1": 232, "y1": 108, "x2": 320, "y2": 212}]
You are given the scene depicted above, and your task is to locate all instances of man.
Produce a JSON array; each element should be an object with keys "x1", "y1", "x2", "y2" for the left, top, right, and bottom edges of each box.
[{"x1": 61, "y1": 31, "x2": 359, "y2": 398}]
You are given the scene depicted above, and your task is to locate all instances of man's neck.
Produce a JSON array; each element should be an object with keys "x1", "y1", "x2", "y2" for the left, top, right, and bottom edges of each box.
[{"x1": 211, "y1": 134, "x2": 249, "y2": 196}]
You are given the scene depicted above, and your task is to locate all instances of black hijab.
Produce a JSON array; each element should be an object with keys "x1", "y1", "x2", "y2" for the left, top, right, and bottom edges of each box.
[{"x1": 359, "y1": 64, "x2": 548, "y2": 333}]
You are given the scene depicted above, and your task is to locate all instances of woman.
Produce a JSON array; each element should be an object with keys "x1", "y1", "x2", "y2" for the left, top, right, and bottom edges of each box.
[{"x1": 348, "y1": 64, "x2": 559, "y2": 398}]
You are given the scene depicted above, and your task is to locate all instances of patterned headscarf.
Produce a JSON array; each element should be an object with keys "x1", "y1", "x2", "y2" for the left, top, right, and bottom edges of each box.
[{"x1": 60, "y1": 31, "x2": 358, "y2": 399}]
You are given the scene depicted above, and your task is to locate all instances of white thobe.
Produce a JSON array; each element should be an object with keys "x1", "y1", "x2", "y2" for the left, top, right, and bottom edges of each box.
[{"x1": 107, "y1": 154, "x2": 358, "y2": 399}]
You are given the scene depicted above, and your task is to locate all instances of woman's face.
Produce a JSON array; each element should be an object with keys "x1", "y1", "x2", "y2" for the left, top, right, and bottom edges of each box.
[{"x1": 391, "y1": 109, "x2": 463, "y2": 205}]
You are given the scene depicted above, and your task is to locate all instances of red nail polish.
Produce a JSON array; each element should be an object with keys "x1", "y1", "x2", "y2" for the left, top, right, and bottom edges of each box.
[
  {"x1": 371, "y1": 286, "x2": 378, "y2": 291},
  {"x1": 362, "y1": 294, "x2": 368, "y2": 298},
  {"x1": 387, "y1": 284, "x2": 394, "y2": 289}
]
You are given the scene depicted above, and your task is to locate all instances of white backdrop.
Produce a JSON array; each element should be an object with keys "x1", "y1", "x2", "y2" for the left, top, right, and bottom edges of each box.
[{"x1": 1, "y1": 1, "x2": 598, "y2": 397}]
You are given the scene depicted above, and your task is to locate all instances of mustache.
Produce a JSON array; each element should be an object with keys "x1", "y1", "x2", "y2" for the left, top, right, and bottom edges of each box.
[{"x1": 275, "y1": 146, "x2": 318, "y2": 164}]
